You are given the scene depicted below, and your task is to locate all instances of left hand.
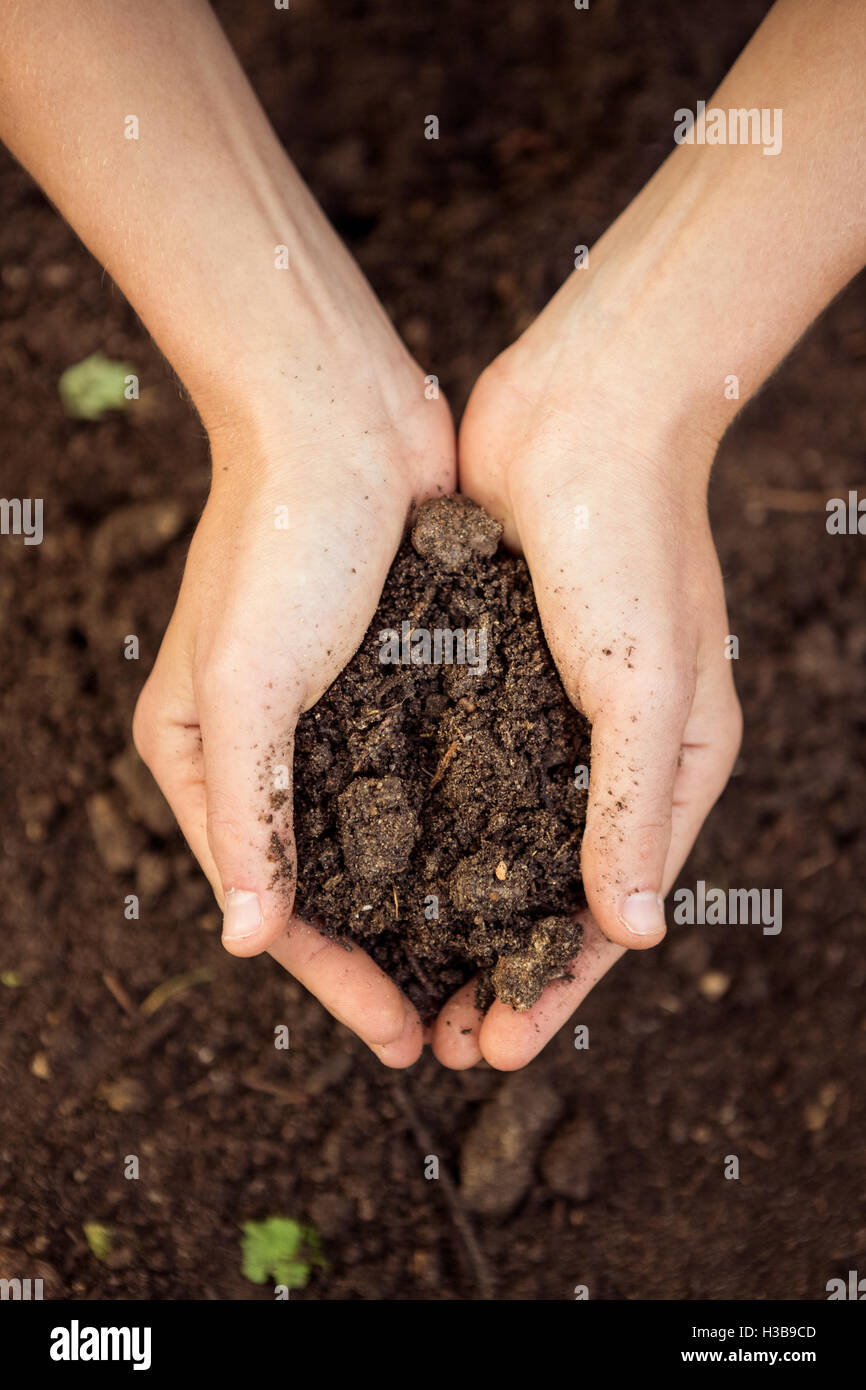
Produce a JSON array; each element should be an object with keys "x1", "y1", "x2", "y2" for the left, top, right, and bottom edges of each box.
[{"x1": 432, "y1": 328, "x2": 742, "y2": 1070}]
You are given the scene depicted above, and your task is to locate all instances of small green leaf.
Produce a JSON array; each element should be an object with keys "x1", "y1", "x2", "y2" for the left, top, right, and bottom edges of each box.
[
  {"x1": 240, "y1": 1217, "x2": 325, "y2": 1289},
  {"x1": 1, "y1": 970, "x2": 22, "y2": 988},
  {"x1": 273, "y1": 1259, "x2": 312, "y2": 1290},
  {"x1": 59, "y1": 353, "x2": 135, "y2": 420},
  {"x1": 83, "y1": 1222, "x2": 114, "y2": 1262}
]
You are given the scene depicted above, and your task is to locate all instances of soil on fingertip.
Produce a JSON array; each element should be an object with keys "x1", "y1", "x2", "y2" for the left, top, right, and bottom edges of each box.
[{"x1": 276, "y1": 495, "x2": 592, "y2": 1022}]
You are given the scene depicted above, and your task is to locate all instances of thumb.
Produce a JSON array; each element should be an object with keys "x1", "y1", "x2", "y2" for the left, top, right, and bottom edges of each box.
[
  {"x1": 579, "y1": 665, "x2": 693, "y2": 949},
  {"x1": 197, "y1": 659, "x2": 303, "y2": 957}
]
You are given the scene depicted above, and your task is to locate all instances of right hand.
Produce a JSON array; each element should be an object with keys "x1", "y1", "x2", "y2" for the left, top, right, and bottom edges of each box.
[{"x1": 134, "y1": 364, "x2": 455, "y2": 1068}]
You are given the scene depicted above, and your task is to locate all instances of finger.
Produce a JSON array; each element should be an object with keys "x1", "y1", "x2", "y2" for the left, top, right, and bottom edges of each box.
[
  {"x1": 196, "y1": 658, "x2": 305, "y2": 957},
  {"x1": 431, "y1": 980, "x2": 484, "y2": 1069},
  {"x1": 477, "y1": 668, "x2": 741, "y2": 1072},
  {"x1": 479, "y1": 912, "x2": 624, "y2": 1070},
  {"x1": 366, "y1": 1016, "x2": 425, "y2": 1069},
  {"x1": 505, "y1": 490, "x2": 694, "y2": 950},
  {"x1": 136, "y1": 673, "x2": 421, "y2": 1054},
  {"x1": 666, "y1": 664, "x2": 743, "y2": 885},
  {"x1": 268, "y1": 918, "x2": 422, "y2": 1057},
  {"x1": 135, "y1": 628, "x2": 299, "y2": 953},
  {"x1": 133, "y1": 655, "x2": 223, "y2": 900},
  {"x1": 578, "y1": 657, "x2": 693, "y2": 950}
]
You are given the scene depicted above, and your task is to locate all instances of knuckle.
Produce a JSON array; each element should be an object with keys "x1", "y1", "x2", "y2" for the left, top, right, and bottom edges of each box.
[
  {"x1": 196, "y1": 649, "x2": 242, "y2": 697},
  {"x1": 635, "y1": 665, "x2": 695, "y2": 715},
  {"x1": 721, "y1": 693, "x2": 744, "y2": 771},
  {"x1": 132, "y1": 685, "x2": 160, "y2": 767},
  {"x1": 728, "y1": 690, "x2": 744, "y2": 743},
  {"x1": 584, "y1": 657, "x2": 694, "y2": 725},
  {"x1": 633, "y1": 819, "x2": 672, "y2": 862},
  {"x1": 205, "y1": 791, "x2": 248, "y2": 854}
]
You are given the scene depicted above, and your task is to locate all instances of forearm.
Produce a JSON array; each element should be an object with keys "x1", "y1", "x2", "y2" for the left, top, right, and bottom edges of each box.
[
  {"x1": 539, "y1": 0, "x2": 866, "y2": 444},
  {"x1": 0, "y1": 0, "x2": 400, "y2": 434}
]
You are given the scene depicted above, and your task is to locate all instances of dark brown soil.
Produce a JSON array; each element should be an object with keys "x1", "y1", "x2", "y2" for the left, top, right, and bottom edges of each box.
[
  {"x1": 2, "y1": 0, "x2": 865, "y2": 1304},
  {"x1": 288, "y1": 495, "x2": 589, "y2": 1019}
]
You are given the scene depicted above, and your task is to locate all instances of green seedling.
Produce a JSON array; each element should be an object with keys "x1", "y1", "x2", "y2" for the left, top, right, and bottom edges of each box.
[
  {"x1": 83, "y1": 1222, "x2": 115, "y2": 1262},
  {"x1": 240, "y1": 1217, "x2": 326, "y2": 1290},
  {"x1": 59, "y1": 352, "x2": 136, "y2": 420}
]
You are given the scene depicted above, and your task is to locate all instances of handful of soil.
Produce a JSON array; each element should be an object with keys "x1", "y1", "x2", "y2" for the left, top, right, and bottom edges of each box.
[{"x1": 283, "y1": 495, "x2": 591, "y2": 1021}]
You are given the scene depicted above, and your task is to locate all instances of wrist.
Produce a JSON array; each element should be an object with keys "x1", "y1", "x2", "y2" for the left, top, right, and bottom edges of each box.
[
  {"x1": 495, "y1": 296, "x2": 722, "y2": 500},
  {"x1": 183, "y1": 242, "x2": 418, "y2": 436},
  {"x1": 510, "y1": 148, "x2": 772, "y2": 459},
  {"x1": 203, "y1": 336, "x2": 453, "y2": 507}
]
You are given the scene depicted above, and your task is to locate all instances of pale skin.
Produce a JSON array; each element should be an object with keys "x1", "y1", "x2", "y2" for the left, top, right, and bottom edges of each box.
[{"x1": 1, "y1": 0, "x2": 863, "y2": 1070}]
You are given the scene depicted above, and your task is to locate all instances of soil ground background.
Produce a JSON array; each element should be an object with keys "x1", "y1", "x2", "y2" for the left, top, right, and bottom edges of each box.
[{"x1": 1, "y1": 0, "x2": 864, "y2": 1300}]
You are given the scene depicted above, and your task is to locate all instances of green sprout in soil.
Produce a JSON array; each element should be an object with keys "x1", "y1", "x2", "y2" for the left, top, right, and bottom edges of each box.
[
  {"x1": 83, "y1": 1222, "x2": 115, "y2": 1262},
  {"x1": 58, "y1": 352, "x2": 135, "y2": 420},
  {"x1": 241, "y1": 1217, "x2": 326, "y2": 1290}
]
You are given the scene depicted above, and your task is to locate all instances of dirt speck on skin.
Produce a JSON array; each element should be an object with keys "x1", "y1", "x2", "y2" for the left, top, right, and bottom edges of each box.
[{"x1": 277, "y1": 496, "x2": 591, "y2": 1021}]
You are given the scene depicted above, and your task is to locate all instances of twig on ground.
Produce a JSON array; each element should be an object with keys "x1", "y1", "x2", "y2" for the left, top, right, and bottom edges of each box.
[
  {"x1": 389, "y1": 1072, "x2": 496, "y2": 1300},
  {"x1": 102, "y1": 971, "x2": 137, "y2": 1016}
]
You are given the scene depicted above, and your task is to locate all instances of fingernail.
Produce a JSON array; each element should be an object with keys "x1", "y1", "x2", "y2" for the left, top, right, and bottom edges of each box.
[
  {"x1": 619, "y1": 890, "x2": 665, "y2": 937},
  {"x1": 222, "y1": 888, "x2": 262, "y2": 941}
]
